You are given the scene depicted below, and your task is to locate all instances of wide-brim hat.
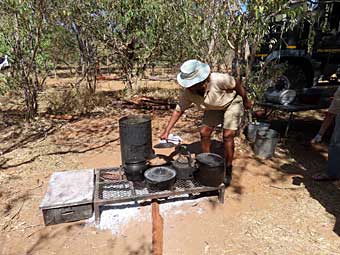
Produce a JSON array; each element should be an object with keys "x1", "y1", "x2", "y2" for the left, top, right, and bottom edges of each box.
[{"x1": 177, "y1": 59, "x2": 211, "y2": 88}]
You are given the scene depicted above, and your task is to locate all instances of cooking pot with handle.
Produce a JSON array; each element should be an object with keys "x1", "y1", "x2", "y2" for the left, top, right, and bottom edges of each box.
[
  {"x1": 144, "y1": 166, "x2": 176, "y2": 191},
  {"x1": 194, "y1": 153, "x2": 225, "y2": 187},
  {"x1": 171, "y1": 146, "x2": 197, "y2": 179},
  {"x1": 123, "y1": 160, "x2": 149, "y2": 181}
]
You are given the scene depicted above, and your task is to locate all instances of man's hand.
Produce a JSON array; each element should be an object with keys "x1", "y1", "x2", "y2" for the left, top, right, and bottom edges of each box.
[
  {"x1": 160, "y1": 131, "x2": 169, "y2": 140},
  {"x1": 160, "y1": 110, "x2": 184, "y2": 141}
]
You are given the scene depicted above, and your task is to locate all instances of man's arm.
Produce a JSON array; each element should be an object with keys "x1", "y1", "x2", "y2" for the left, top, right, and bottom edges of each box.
[
  {"x1": 234, "y1": 77, "x2": 252, "y2": 109},
  {"x1": 160, "y1": 88, "x2": 193, "y2": 139},
  {"x1": 311, "y1": 88, "x2": 339, "y2": 143},
  {"x1": 160, "y1": 110, "x2": 184, "y2": 140}
]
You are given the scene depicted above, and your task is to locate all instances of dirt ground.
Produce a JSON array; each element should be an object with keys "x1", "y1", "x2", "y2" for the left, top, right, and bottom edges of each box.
[{"x1": 1, "y1": 78, "x2": 340, "y2": 255}]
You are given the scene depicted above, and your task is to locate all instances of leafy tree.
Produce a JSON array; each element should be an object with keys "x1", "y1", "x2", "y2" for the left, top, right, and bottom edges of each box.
[
  {"x1": 91, "y1": 0, "x2": 176, "y2": 92},
  {"x1": 44, "y1": 25, "x2": 80, "y2": 75},
  {"x1": 0, "y1": 0, "x2": 52, "y2": 119},
  {"x1": 50, "y1": 0, "x2": 101, "y2": 93},
  {"x1": 0, "y1": 0, "x2": 312, "y2": 115},
  {"x1": 224, "y1": 0, "x2": 308, "y2": 96}
]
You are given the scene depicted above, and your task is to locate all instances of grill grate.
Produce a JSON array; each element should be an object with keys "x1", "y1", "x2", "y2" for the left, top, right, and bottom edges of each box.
[
  {"x1": 94, "y1": 167, "x2": 225, "y2": 223},
  {"x1": 96, "y1": 168, "x2": 223, "y2": 200},
  {"x1": 98, "y1": 180, "x2": 203, "y2": 200},
  {"x1": 99, "y1": 182, "x2": 132, "y2": 200}
]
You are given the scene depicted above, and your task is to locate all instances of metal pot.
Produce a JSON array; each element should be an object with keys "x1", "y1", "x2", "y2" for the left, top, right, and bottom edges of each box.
[
  {"x1": 123, "y1": 160, "x2": 149, "y2": 181},
  {"x1": 171, "y1": 152, "x2": 197, "y2": 179},
  {"x1": 144, "y1": 166, "x2": 176, "y2": 191},
  {"x1": 119, "y1": 115, "x2": 153, "y2": 165},
  {"x1": 265, "y1": 88, "x2": 297, "y2": 105},
  {"x1": 194, "y1": 153, "x2": 225, "y2": 187}
]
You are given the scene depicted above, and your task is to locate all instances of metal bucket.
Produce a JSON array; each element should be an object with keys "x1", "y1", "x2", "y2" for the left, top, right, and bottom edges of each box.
[
  {"x1": 254, "y1": 129, "x2": 280, "y2": 159},
  {"x1": 247, "y1": 122, "x2": 270, "y2": 143},
  {"x1": 119, "y1": 115, "x2": 153, "y2": 164}
]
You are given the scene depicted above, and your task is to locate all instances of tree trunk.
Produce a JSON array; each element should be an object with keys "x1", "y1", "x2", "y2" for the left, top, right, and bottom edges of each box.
[{"x1": 23, "y1": 77, "x2": 38, "y2": 119}]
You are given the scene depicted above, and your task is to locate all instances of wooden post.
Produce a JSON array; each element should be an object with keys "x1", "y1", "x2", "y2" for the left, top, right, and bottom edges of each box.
[{"x1": 152, "y1": 200, "x2": 163, "y2": 255}]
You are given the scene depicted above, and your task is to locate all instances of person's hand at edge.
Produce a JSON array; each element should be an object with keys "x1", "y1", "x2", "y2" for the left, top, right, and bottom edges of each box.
[{"x1": 311, "y1": 133, "x2": 322, "y2": 143}]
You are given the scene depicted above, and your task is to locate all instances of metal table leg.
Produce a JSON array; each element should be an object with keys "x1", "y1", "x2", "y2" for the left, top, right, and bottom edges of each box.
[
  {"x1": 218, "y1": 184, "x2": 225, "y2": 204},
  {"x1": 285, "y1": 112, "x2": 294, "y2": 137},
  {"x1": 94, "y1": 203, "x2": 100, "y2": 224}
]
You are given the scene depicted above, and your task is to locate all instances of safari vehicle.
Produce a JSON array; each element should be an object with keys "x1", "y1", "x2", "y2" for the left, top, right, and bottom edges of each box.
[{"x1": 258, "y1": 0, "x2": 340, "y2": 105}]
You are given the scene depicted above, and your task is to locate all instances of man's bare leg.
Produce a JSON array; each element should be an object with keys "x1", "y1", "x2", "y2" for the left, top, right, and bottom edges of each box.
[
  {"x1": 200, "y1": 125, "x2": 214, "y2": 153},
  {"x1": 223, "y1": 129, "x2": 236, "y2": 185}
]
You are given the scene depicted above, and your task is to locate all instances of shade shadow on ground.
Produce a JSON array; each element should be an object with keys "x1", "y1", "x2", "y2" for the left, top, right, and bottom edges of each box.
[
  {"x1": 281, "y1": 140, "x2": 340, "y2": 236},
  {"x1": 25, "y1": 222, "x2": 86, "y2": 254},
  {"x1": 269, "y1": 114, "x2": 340, "y2": 236}
]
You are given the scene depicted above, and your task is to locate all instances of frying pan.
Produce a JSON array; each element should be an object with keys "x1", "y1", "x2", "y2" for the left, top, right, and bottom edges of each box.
[{"x1": 153, "y1": 141, "x2": 176, "y2": 148}]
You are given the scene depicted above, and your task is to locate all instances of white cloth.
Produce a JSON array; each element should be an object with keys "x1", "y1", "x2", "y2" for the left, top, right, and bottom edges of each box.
[{"x1": 159, "y1": 134, "x2": 182, "y2": 145}]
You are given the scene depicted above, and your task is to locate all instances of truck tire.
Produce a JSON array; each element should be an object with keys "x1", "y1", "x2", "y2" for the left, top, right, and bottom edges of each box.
[{"x1": 284, "y1": 63, "x2": 311, "y2": 91}]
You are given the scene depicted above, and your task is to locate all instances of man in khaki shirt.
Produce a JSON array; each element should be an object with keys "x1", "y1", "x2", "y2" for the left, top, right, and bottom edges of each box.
[
  {"x1": 160, "y1": 59, "x2": 252, "y2": 185},
  {"x1": 312, "y1": 86, "x2": 340, "y2": 181}
]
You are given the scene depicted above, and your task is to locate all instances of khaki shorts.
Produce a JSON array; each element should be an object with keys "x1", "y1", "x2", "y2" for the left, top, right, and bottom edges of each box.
[{"x1": 202, "y1": 98, "x2": 244, "y2": 130}]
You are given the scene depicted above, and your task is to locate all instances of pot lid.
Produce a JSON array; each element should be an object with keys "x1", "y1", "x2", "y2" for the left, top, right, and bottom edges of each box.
[
  {"x1": 196, "y1": 153, "x2": 224, "y2": 167},
  {"x1": 144, "y1": 167, "x2": 176, "y2": 182}
]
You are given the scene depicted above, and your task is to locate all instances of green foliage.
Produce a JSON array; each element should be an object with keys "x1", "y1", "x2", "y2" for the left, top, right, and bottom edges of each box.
[
  {"x1": 0, "y1": 0, "x2": 53, "y2": 118},
  {"x1": 0, "y1": 74, "x2": 12, "y2": 95},
  {"x1": 0, "y1": 33, "x2": 10, "y2": 55},
  {"x1": 221, "y1": 0, "x2": 310, "y2": 100},
  {"x1": 46, "y1": 26, "x2": 79, "y2": 66},
  {"x1": 50, "y1": 0, "x2": 102, "y2": 92},
  {"x1": 247, "y1": 62, "x2": 287, "y2": 101},
  {"x1": 91, "y1": 0, "x2": 173, "y2": 90},
  {"x1": 0, "y1": 0, "x2": 313, "y2": 113}
]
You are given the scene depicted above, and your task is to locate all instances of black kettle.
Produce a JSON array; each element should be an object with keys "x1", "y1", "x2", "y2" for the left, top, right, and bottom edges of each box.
[
  {"x1": 123, "y1": 160, "x2": 149, "y2": 181},
  {"x1": 171, "y1": 145, "x2": 197, "y2": 179}
]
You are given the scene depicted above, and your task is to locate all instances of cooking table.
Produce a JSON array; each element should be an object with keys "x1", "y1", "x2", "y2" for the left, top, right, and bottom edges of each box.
[{"x1": 258, "y1": 100, "x2": 331, "y2": 137}]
